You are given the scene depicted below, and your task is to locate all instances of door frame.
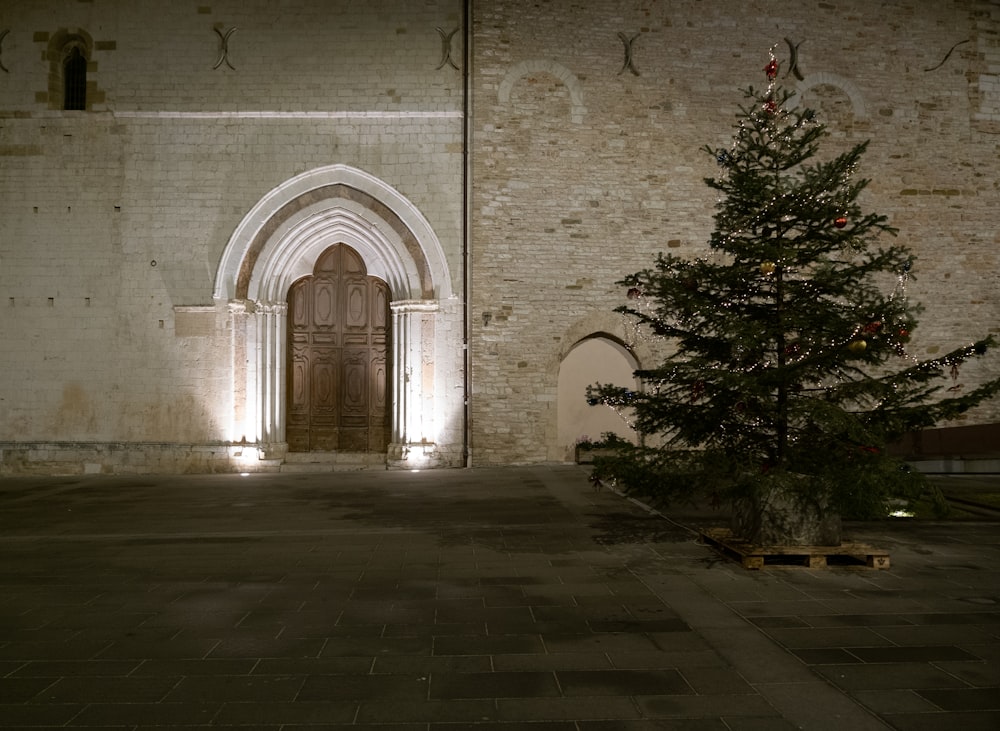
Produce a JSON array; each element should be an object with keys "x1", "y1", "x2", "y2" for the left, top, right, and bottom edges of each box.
[{"x1": 214, "y1": 165, "x2": 456, "y2": 465}]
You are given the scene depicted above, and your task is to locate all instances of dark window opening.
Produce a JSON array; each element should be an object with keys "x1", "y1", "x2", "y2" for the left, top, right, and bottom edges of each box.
[{"x1": 63, "y1": 47, "x2": 86, "y2": 110}]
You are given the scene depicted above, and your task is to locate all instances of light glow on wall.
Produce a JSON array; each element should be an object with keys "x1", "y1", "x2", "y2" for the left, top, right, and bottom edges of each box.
[{"x1": 401, "y1": 443, "x2": 436, "y2": 470}]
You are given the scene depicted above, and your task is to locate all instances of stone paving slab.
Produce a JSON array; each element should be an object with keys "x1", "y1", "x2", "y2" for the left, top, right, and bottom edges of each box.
[
  {"x1": 0, "y1": 465, "x2": 998, "y2": 729},
  {"x1": 661, "y1": 483, "x2": 1000, "y2": 731}
]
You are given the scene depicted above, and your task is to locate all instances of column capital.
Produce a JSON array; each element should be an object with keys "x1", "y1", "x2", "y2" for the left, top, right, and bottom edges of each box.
[
  {"x1": 391, "y1": 299, "x2": 439, "y2": 314},
  {"x1": 256, "y1": 300, "x2": 288, "y2": 314}
]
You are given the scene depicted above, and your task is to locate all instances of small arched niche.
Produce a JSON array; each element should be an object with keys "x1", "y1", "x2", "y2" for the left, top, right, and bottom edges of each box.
[{"x1": 557, "y1": 334, "x2": 639, "y2": 461}]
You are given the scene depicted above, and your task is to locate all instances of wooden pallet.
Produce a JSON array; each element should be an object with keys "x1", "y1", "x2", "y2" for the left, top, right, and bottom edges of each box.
[{"x1": 699, "y1": 528, "x2": 890, "y2": 570}]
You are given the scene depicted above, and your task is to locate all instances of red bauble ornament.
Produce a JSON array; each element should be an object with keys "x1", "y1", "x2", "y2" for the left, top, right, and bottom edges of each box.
[
  {"x1": 863, "y1": 320, "x2": 883, "y2": 335},
  {"x1": 835, "y1": 216, "x2": 848, "y2": 229},
  {"x1": 626, "y1": 287, "x2": 642, "y2": 300}
]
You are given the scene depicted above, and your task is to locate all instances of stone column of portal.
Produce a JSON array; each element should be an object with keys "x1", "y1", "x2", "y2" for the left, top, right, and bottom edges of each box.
[
  {"x1": 248, "y1": 301, "x2": 265, "y2": 446},
  {"x1": 230, "y1": 300, "x2": 287, "y2": 457},
  {"x1": 228, "y1": 300, "x2": 250, "y2": 444},
  {"x1": 272, "y1": 302, "x2": 287, "y2": 446},
  {"x1": 255, "y1": 301, "x2": 287, "y2": 457},
  {"x1": 390, "y1": 300, "x2": 439, "y2": 460}
]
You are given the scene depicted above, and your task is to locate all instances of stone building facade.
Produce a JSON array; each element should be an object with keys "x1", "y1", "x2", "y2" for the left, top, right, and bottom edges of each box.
[{"x1": 0, "y1": 0, "x2": 997, "y2": 474}]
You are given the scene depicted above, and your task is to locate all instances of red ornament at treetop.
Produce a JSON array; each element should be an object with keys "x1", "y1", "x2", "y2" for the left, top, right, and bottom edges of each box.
[{"x1": 764, "y1": 58, "x2": 778, "y2": 80}]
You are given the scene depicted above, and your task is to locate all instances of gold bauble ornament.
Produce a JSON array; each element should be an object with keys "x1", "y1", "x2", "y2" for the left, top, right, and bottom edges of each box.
[
  {"x1": 847, "y1": 339, "x2": 868, "y2": 354},
  {"x1": 759, "y1": 261, "x2": 776, "y2": 275}
]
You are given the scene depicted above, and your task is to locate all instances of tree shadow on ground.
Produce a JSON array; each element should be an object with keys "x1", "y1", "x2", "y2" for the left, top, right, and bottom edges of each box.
[{"x1": 588, "y1": 511, "x2": 694, "y2": 545}]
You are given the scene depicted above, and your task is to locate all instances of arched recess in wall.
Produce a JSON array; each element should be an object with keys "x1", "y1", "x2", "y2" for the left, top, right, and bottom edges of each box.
[
  {"x1": 557, "y1": 334, "x2": 639, "y2": 462},
  {"x1": 788, "y1": 72, "x2": 868, "y2": 122},
  {"x1": 551, "y1": 311, "x2": 652, "y2": 462},
  {"x1": 498, "y1": 59, "x2": 587, "y2": 123},
  {"x1": 214, "y1": 164, "x2": 454, "y2": 461}
]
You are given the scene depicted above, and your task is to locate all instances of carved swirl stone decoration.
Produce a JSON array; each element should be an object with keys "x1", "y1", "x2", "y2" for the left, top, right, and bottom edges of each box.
[
  {"x1": 436, "y1": 26, "x2": 459, "y2": 70},
  {"x1": 213, "y1": 26, "x2": 237, "y2": 70},
  {"x1": 0, "y1": 30, "x2": 9, "y2": 73},
  {"x1": 617, "y1": 31, "x2": 640, "y2": 76}
]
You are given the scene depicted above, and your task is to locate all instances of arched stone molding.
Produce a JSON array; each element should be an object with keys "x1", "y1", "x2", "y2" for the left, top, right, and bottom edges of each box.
[
  {"x1": 244, "y1": 200, "x2": 423, "y2": 304},
  {"x1": 788, "y1": 72, "x2": 868, "y2": 121},
  {"x1": 45, "y1": 28, "x2": 105, "y2": 111},
  {"x1": 554, "y1": 310, "x2": 654, "y2": 371},
  {"x1": 215, "y1": 164, "x2": 452, "y2": 302},
  {"x1": 213, "y1": 165, "x2": 456, "y2": 464},
  {"x1": 498, "y1": 59, "x2": 587, "y2": 124}
]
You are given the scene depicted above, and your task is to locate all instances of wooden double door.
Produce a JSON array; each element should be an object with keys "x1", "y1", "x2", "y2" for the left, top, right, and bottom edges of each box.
[{"x1": 286, "y1": 244, "x2": 390, "y2": 452}]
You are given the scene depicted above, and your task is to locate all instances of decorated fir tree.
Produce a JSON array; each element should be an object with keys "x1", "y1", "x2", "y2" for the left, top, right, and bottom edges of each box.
[{"x1": 588, "y1": 51, "x2": 1000, "y2": 545}]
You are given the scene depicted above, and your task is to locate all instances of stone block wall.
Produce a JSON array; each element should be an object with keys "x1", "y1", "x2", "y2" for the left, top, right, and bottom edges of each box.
[
  {"x1": 469, "y1": 0, "x2": 1000, "y2": 464},
  {"x1": 0, "y1": 0, "x2": 997, "y2": 473},
  {"x1": 0, "y1": 0, "x2": 465, "y2": 473}
]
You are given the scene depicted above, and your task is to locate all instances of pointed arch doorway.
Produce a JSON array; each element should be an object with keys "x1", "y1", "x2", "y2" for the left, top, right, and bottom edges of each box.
[
  {"x1": 287, "y1": 244, "x2": 390, "y2": 453},
  {"x1": 213, "y1": 164, "x2": 464, "y2": 468}
]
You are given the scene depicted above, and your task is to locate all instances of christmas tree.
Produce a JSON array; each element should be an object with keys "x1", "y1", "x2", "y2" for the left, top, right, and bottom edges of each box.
[{"x1": 588, "y1": 51, "x2": 1000, "y2": 545}]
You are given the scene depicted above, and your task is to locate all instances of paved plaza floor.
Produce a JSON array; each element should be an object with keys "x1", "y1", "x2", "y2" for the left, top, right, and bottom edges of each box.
[{"x1": 0, "y1": 465, "x2": 998, "y2": 729}]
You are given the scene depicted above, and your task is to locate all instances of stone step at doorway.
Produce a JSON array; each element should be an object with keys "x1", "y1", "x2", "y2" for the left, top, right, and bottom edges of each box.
[{"x1": 280, "y1": 451, "x2": 387, "y2": 473}]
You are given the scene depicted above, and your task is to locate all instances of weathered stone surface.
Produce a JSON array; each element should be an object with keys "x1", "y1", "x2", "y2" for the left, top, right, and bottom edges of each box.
[{"x1": 0, "y1": 1, "x2": 996, "y2": 474}]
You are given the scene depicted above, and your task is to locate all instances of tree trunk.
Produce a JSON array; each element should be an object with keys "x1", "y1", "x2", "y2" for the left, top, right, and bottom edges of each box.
[{"x1": 731, "y1": 474, "x2": 842, "y2": 546}]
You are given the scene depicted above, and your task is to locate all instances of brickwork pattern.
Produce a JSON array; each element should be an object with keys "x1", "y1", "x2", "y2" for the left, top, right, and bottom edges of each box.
[
  {"x1": 470, "y1": 0, "x2": 1000, "y2": 464},
  {"x1": 0, "y1": 1, "x2": 997, "y2": 472},
  {"x1": 0, "y1": 0, "x2": 465, "y2": 469}
]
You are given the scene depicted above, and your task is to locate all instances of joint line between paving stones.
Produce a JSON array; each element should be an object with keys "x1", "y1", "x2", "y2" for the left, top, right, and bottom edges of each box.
[{"x1": 603, "y1": 485, "x2": 893, "y2": 730}]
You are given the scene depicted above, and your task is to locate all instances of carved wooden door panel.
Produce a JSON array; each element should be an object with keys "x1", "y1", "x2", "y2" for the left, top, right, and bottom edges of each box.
[{"x1": 286, "y1": 244, "x2": 390, "y2": 452}]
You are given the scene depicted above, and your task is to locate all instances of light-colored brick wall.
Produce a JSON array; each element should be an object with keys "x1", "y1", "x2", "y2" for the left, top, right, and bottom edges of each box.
[
  {"x1": 0, "y1": 0, "x2": 465, "y2": 472},
  {"x1": 0, "y1": 0, "x2": 997, "y2": 473},
  {"x1": 469, "y1": 0, "x2": 1000, "y2": 464}
]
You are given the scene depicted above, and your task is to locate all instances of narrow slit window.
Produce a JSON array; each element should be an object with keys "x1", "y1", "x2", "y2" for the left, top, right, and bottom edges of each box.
[{"x1": 63, "y1": 46, "x2": 87, "y2": 110}]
